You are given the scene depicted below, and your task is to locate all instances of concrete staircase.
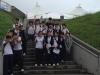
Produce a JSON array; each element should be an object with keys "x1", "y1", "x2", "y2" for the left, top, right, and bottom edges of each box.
[{"x1": 14, "y1": 40, "x2": 92, "y2": 75}]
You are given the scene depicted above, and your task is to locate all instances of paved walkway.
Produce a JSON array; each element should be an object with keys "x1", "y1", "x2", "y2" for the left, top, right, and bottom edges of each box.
[{"x1": 0, "y1": 52, "x2": 3, "y2": 75}]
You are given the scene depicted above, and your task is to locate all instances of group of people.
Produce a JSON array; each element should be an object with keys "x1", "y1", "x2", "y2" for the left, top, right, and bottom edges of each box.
[
  {"x1": 3, "y1": 18, "x2": 26, "y2": 75},
  {"x1": 2, "y1": 18, "x2": 71, "y2": 75},
  {"x1": 27, "y1": 18, "x2": 70, "y2": 67}
]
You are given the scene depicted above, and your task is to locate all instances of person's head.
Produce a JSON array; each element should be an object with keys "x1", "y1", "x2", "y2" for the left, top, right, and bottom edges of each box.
[
  {"x1": 59, "y1": 32, "x2": 64, "y2": 37},
  {"x1": 38, "y1": 31, "x2": 43, "y2": 37},
  {"x1": 6, "y1": 32, "x2": 13, "y2": 40},
  {"x1": 62, "y1": 23, "x2": 66, "y2": 28},
  {"x1": 15, "y1": 18, "x2": 19, "y2": 24},
  {"x1": 29, "y1": 21, "x2": 33, "y2": 26},
  {"x1": 15, "y1": 24, "x2": 19, "y2": 30},
  {"x1": 19, "y1": 25, "x2": 23, "y2": 30}
]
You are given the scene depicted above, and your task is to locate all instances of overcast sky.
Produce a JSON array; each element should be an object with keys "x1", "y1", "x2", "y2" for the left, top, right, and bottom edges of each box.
[{"x1": 5, "y1": 0, "x2": 100, "y2": 15}]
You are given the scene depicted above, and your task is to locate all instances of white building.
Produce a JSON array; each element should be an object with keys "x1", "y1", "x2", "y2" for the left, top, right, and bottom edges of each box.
[{"x1": 68, "y1": 5, "x2": 89, "y2": 17}]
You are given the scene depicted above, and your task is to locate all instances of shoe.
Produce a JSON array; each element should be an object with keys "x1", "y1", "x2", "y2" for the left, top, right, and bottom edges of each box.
[
  {"x1": 40, "y1": 64, "x2": 43, "y2": 67},
  {"x1": 45, "y1": 64, "x2": 47, "y2": 66},
  {"x1": 23, "y1": 53, "x2": 26, "y2": 56},
  {"x1": 21, "y1": 69, "x2": 24, "y2": 72},
  {"x1": 48, "y1": 64, "x2": 51, "y2": 66},
  {"x1": 57, "y1": 63, "x2": 60, "y2": 66},
  {"x1": 35, "y1": 64, "x2": 38, "y2": 67},
  {"x1": 11, "y1": 74, "x2": 14, "y2": 75},
  {"x1": 53, "y1": 64, "x2": 56, "y2": 66}
]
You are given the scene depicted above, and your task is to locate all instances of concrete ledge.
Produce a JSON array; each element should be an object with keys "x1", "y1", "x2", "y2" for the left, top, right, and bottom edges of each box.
[
  {"x1": 71, "y1": 35, "x2": 100, "y2": 75},
  {"x1": 71, "y1": 35, "x2": 100, "y2": 55}
]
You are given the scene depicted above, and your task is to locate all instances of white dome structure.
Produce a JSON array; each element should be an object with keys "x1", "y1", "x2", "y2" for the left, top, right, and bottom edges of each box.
[{"x1": 69, "y1": 5, "x2": 88, "y2": 17}]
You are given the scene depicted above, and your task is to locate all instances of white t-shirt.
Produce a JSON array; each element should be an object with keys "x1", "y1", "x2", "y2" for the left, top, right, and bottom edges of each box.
[
  {"x1": 3, "y1": 41, "x2": 13, "y2": 55},
  {"x1": 13, "y1": 37, "x2": 22, "y2": 50},
  {"x1": 47, "y1": 37, "x2": 52, "y2": 48},
  {"x1": 28, "y1": 26, "x2": 35, "y2": 35},
  {"x1": 35, "y1": 25, "x2": 41, "y2": 34},
  {"x1": 35, "y1": 36, "x2": 44, "y2": 49}
]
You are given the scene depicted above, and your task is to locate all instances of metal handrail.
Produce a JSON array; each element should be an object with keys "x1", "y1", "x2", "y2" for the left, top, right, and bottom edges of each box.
[{"x1": 0, "y1": 1, "x2": 11, "y2": 12}]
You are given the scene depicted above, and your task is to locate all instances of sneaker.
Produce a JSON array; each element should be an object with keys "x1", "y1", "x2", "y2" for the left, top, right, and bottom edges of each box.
[
  {"x1": 48, "y1": 64, "x2": 51, "y2": 66},
  {"x1": 11, "y1": 74, "x2": 14, "y2": 75},
  {"x1": 35, "y1": 64, "x2": 38, "y2": 67},
  {"x1": 21, "y1": 69, "x2": 24, "y2": 72},
  {"x1": 23, "y1": 53, "x2": 26, "y2": 56},
  {"x1": 40, "y1": 64, "x2": 43, "y2": 67},
  {"x1": 57, "y1": 63, "x2": 60, "y2": 66},
  {"x1": 53, "y1": 64, "x2": 56, "y2": 66},
  {"x1": 45, "y1": 64, "x2": 47, "y2": 66}
]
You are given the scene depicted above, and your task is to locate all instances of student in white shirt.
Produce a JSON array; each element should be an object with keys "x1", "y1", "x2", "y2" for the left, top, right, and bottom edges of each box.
[
  {"x1": 35, "y1": 31, "x2": 44, "y2": 66},
  {"x1": 35, "y1": 24, "x2": 41, "y2": 35},
  {"x1": 13, "y1": 33, "x2": 24, "y2": 72},
  {"x1": 62, "y1": 25, "x2": 70, "y2": 35},
  {"x1": 42, "y1": 25, "x2": 47, "y2": 36},
  {"x1": 27, "y1": 21, "x2": 35, "y2": 41},
  {"x1": 3, "y1": 33, "x2": 14, "y2": 75}
]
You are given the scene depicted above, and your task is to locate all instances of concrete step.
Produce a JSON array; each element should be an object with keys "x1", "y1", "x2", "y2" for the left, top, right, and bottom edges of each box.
[
  {"x1": 15, "y1": 69, "x2": 87, "y2": 74},
  {"x1": 23, "y1": 65, "x2": 82, "y2": 70},
  {"x1": 23, "y1": 61, "x2": 76, "y2": 66},
  {"x1": 15, "y1": 74, "x2": 92, "y2": 75},
  {"x1": 27, "y1": 51, "x2": 35, "y2": 55},
  {"x1": 24, "y1": 58, "x2": 36, "y2": 61},
  {"x1": 24, "y1": 55, "x2": 35, "y2": 58},
  {"x1": 26, "y1": 48, "x2": 35, "y2": 51}
]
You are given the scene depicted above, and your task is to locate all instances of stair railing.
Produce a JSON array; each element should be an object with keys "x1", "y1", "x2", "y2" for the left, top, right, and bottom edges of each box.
[{"x1": 71, "y1": 35, "x2": 100, "y2": 75}]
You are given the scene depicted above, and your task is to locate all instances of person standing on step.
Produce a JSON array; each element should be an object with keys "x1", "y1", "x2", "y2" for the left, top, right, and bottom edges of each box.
[
  {"x1": 2, "y1": 32, "x2": 14, "y2": 75},
  {"x1": 19, "y1": 25, "x2": 27, "y2": 56},
  {"x1": 52, "y1": 32, "x2": 61, "y2": 66},
  {"x1": 27, "y1": 21, "x2": 35, "y2": 41},
  {"x1": 12, "y1": 18, "x2": 21, "y2": 29},
  {"x1": 13, "y1": 33, "x2": 24, "y2": 72},
  {"x1": 44, "y1": 31, "x2": 55, "y2": 66},
  {"x1": 58, "y1": 32, "x2": 67, "y2": 62},
  {"x1": 35, "y1": 31, "x2": 44, "y2": 67}
]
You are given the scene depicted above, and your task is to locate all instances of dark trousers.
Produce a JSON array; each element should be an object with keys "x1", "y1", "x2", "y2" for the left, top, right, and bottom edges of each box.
[
  {"x1": 44, "y1": 48, "x2": 54, "y2": 64},
  {"x1": 3, "y1": 54, "x2": 13, "y2": 75},
  {"x1": 60, "y1": 48, "x2": 67, "y2": 61},
  {"x1": 13, "y1": 50, "x2": 23, "y2": 69},
  {"x1": 53, "y1": 53, "x2": 61, "y2": 64},
  {"x1": 35, "y1": 48, "x2": 44, "y2": 65},
  {"x1": 28, "y1": 34, "x2": 34, "y2": 41},
  {"x1": 22, "y1": 41, "x2": 26, "y2": 54}
]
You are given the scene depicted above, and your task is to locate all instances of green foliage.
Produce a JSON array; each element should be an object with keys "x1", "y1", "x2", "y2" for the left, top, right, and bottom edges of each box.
[
  {"x1": 0, "y1": 11, "x2": 13, "y2": 39},
  {"x1": 64, "y1": 12, "x2": 100, "y2": 50}
]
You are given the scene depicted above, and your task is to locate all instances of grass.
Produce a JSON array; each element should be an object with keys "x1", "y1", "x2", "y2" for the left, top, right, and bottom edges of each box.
[
  {"x1": 64, "y1": 12, "x2": 100, "y2": 50},
  {"x1": 0, "y1": 10, "x2": 14, "y2": 39}
]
